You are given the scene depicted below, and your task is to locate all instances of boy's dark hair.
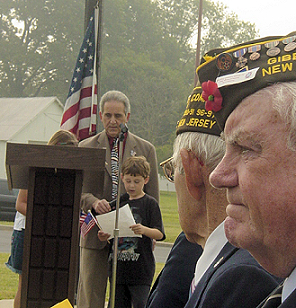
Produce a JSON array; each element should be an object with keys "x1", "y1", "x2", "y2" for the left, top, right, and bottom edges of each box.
[{"x1": 121, "y1": 156, "x2": 150, "y2": 179}]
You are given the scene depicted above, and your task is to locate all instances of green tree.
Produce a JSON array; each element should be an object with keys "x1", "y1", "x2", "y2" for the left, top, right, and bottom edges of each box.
[
  {"x1": 200, "y1": 1, "x2": 259, "y2": 55},
  {"x1": 150, "y1": 0, "x2": 258, "y2": 157},
  {"x1": 0, "y1": 0, "x2": 84, "y2": 99},
  {"x1": 99, "y1": 0, "x2": 191, "y2": 146},
  {"x1": 0, "y1": 0, "x2": 258, "y2": 158},
  {"x1": 155, "y1": 0, "x2": 259, "y2": 71}
]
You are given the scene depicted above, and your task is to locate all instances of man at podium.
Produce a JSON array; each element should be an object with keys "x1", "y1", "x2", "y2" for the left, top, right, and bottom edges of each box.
[{"x1": 77, "y1": 90, "x2": 159, "y2": 308}]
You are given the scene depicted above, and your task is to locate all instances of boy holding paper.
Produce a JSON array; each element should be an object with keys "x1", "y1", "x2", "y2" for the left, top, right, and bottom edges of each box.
[{"x1": 98, "y1": 156, "x2": 165, "y2": 308}]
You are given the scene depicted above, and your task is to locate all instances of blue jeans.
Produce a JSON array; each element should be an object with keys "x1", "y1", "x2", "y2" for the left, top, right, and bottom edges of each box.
[{"x1": 5, "y1": 229, "x2": 25, "y2": 274}]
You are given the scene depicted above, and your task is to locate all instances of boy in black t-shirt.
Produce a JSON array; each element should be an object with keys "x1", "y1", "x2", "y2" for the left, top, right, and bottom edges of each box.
[{"x1": 98, "y1": 156, "x2": 165, "y2": 308}]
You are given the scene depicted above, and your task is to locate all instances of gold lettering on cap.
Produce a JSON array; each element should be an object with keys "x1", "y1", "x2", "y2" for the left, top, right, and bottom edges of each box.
[
  {"x1": 198, "y1": 119, "x2": 205, "y2": 127},
  {"x1": 178, "y1": 119, "x2": 186, "y2": 127},
  {"x1": 272, "y1": 64, "x2": 281, "y2": 74},
  {"x1": 196, "y1": 109, "x2": 214, "y2": 118},
  {"x1": 196, "y1": 109, "x2": 205, "y2": 116},
  {"x1": 185, "y1": 118, "x2": 216, "y2": 129},
  {"x1": 282, "y1": 62, "x2": 293, "y2": 72},
  {"x1": 190, "y1": 93, "x2": 205, "y2": 102},
  {"x1": 203, "y1": 119, "x2": 210, "y2": 127},
  {"x1": 267, "y1": 54, "x2": 294, "y2": 65},
  {"x1": 183, "y1": 108, "x2": 195, "y2": 116},
  {"x1": 267, "y1": 58, "x2": 277, "y2": 65},
  {"x1": 209, "y1": 121, "x2": 216, "y2": 129},
  {"x1": 282, "y1": 55, "x2": 292, "y2": 62},
  {"x1": 262, "y1": 63, "x2": 293, "y2": 77}
]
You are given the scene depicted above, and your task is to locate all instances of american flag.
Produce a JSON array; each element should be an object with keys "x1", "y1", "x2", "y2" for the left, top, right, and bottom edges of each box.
[
  {"x1": 80, "y1": 211, "x2": 96, "y2": 238},
  {"x1": 60, "y1": 7, "x2": 98, "y2": 140},
  {"x1": 79, "y1": 211, "x2": 88, "y2": 228}
]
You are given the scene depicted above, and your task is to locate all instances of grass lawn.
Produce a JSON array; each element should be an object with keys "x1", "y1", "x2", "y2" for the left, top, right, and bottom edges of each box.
[
  {"x1": 159, "y1": 191, "x2": 181, "y2": 243},
  {"x1": 0, "y1": 253, "x2": 18, "y2": 300},
  {"x1": 0, "y1": 190, "x2": 180, "y2": 300},
  {"x1": 0, "y1": 253, "x2": 165, "y2": 301}
]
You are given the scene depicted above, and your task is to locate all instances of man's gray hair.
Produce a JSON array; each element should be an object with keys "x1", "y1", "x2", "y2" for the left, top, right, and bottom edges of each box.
[
  {"x1": 253, "y1": 81, "x2": 296, "y2": 151},
  {"x1": 173, "y1": 132, "x2": 225, "y2": 173},
  {"x1": 99, "y1": 90, "x2": 131, "y2": 115}
]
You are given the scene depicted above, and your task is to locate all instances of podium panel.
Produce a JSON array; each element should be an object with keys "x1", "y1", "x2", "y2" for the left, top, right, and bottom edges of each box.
[
  {"x1": 5, "y1": 143, "x2": 106, "y2": 308},
  {"x1": 6, "y1": 143, "x2": 105, "y2": 195},
  {"x1": 21, "y1": 168, "x2": 82, "y2": 308}
]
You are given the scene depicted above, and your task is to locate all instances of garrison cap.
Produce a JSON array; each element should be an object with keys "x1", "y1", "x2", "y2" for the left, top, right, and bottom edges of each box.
[
  {"x1": 197, "y1": 31, "x2": 296, "y2": 130},
  {"x1": 176, "y1": 86, "x2": 222, "y2": 136}
]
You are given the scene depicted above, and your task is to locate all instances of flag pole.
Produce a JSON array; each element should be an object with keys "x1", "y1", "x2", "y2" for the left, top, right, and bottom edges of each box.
[
  {"x1": 84, "y1": 0, "x2": 103, "y2": 134},
  {"x1": 95, "y1": 0, "x2": 103, "y2": 133},
  {"x1": 194, "y1": 0, "x2": 203, "y2": 86},
  {"x1": 84, "y1": 0, "x2": 98, "y2": 32},
  {"x1": 109, "y1": 124, "x2": 128, "y2": 308}
]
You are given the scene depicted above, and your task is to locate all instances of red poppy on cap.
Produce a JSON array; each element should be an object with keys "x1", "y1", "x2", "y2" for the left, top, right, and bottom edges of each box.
[{"x1": 201, "y1": 81, "x2": 223, "y2": 112}]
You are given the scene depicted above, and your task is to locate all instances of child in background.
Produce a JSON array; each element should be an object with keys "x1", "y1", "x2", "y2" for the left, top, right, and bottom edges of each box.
[
  {"x1": 5, "y1": 129, "x2": 78, "y2": 308},
  {"x1": 98, "y1": 156, "x2": 165, "y2": 308}
]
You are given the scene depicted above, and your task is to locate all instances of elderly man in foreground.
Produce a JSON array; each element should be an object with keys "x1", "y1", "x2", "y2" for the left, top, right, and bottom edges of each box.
[
  {"x1": 196, "y1": 31, "x2": 296, "y2": 307},
  {"x1": 147, "y1": 86, "x2": 281, "y2": 308}
]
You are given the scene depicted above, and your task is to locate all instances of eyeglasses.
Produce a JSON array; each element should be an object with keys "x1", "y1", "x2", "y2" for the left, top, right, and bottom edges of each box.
[
  {"x1": 160, "y1": 153, "x2": 204, "y2": 183},
  {"x1": 160, "y1": 157, "x2": 174, "y2": 183}
]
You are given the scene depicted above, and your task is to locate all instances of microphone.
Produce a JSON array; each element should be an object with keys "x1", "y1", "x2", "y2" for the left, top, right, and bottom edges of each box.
[
  {"x1": 109, "y1": 192, "x2": 129, "y2": 210},
  {"x1": 91, "y1": 193, "x2": 129, "y2": 216}
]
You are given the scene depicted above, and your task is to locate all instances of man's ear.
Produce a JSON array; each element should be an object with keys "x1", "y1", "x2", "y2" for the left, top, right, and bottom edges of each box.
[
  {"x1": 180, "y1": 148, "x2": 203, "y2": 201},
  {"x1": 99, "y1": 111, "x2": 103, "y2": 121}
]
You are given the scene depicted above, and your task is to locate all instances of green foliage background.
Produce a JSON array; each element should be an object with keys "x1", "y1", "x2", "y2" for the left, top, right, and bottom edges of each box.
[
  {"x1": 0, "y1": 1, "x2": 259, "y2": 299},
  {"x1": 0, "y1": 0, "x2": 258, "y2": 160}
]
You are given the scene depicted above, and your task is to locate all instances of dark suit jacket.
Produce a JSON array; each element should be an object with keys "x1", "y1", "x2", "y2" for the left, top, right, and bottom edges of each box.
[
  {"x1": 146, "y1": 232, "x2": 203, "y2": 308},
  {"x1": 184, "y1": 242, "x2": 282, "y2": 308},
  {"x1": 279, "y1": 288, "x2": 296, "y2": 308},
  {"x1": 256, "y1": 282, "x2": 296, "y2": 307},
  {"x1": 79, "y1": 130, "x2": 159, "y2": 249}
]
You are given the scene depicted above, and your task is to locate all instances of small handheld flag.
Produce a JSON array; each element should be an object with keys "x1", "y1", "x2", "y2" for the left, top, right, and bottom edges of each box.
[{"x1": 80, "y1": 211, "x2": 96, "y2": 238}]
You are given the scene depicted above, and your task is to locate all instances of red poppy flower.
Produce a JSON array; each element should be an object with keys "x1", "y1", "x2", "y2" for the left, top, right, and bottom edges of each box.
[{"x1": 201, "y1": 81, "x2": 223, "y2": 112}]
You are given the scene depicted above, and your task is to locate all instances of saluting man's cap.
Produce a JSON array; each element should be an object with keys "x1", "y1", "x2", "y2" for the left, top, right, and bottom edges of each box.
[
  {"x1": 176, "y1": 86, "x2": 222, "y2": 136},
  {"x1": 197, "y1": 31, "x2": 296, "y2": 130}
]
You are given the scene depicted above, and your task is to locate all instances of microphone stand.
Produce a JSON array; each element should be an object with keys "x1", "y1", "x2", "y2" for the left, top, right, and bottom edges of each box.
[{"x1": 109, "y1": 123, "x2": 128, "y2": 308}]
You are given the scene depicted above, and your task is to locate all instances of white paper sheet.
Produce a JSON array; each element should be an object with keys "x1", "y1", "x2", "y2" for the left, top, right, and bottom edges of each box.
[{"x1": 96, "y1": 204, "x2": 142, "y2": 239}]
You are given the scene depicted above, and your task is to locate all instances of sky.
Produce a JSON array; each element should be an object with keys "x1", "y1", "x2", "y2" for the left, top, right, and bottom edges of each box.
[{"x1": 217, "y1": 0, "x2": 295, "y2": 38}]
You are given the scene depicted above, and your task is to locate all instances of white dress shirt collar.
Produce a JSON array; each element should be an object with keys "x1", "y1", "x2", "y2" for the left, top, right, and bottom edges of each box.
[
  {"x1": 194, "y1": 221, "x2": 228, "y2": 286},
  {"x1": 282, "y1": 266, "x2": 296, "y2": 303}
]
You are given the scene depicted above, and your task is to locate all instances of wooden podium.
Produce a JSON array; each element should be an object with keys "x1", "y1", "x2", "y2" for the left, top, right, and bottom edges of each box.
[{"x1": 6, "y1": 143, "x2": 105, "y2": 308}]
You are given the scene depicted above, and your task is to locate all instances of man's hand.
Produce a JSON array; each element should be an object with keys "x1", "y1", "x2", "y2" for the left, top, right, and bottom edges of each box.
[
  {"x1": 92, "y1": 199, "x2": 111, "y2": 214},
  {"x1": 98, "y1": 230, "x2": 111, "y2": 241}
]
